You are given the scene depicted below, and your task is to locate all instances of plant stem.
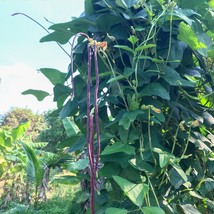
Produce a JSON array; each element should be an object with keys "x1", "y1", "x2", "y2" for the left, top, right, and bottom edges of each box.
[
  {"x1": 147, "y1": 176, "x2": 160, "y2": 207},
  {"x1": 12, "y1": 12, "x2": 70, "y2": 57},
  {"x1": 181, "y1": 126, "x2": 192, "y2": 159},
  {"x1": 101, "y1": 50, "x2": 129, "y2": 110},
  {"x1": 148, "y1": 108, "x2": 157, "y2": 173},
  {"x1": 165, "y1": 6, "x2": 174, "y2": 65}
]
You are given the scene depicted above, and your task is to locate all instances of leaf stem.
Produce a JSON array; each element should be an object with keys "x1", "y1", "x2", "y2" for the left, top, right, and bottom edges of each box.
[
  {"x1": 12, "y1": 12, "x2": 70, "y2": 57},
  {"x1": 148, "y1": 108, "x2": 157, "y2": 173}
]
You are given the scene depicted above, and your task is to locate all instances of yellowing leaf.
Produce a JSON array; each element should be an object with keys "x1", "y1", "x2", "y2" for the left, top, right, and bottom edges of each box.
[{"x1": 178, "y1": 22, "x2": 206, "y2": 50}]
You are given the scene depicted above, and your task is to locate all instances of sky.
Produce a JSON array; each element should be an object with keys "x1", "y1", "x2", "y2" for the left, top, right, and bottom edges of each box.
[{"x1": 0, "y1": 0, "x2": 84, "y2": 114}]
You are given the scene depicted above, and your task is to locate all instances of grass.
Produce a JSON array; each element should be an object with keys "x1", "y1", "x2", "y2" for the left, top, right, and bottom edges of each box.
[{"x1": 0, "y1": 183, "x2": 79, "y2": 214}]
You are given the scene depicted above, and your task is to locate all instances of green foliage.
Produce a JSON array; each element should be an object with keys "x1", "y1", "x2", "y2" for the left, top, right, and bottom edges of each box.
[
  {"x1": 0, "y1": 107, "x2": 46, "y2": 140},
  {"x1": 20, "y1": 0, "x2": 214, "y2": 213},
  {"x1": 22, "y1": 89, "x2": 50, "y2": 101}
]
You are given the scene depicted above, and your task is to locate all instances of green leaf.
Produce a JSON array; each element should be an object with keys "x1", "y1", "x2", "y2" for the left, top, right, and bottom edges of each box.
[
  {"x1": 67, "y1": 159, "x2": 89, "y2": 172},
  {"x1": 177, "y1": 204, "x2": 202, "y2": 214},
  {"x1": 127, "y1": 94, "x2": 139, "y2": 110},
  {"x1": 99, "y1": 163, "x2": 120, "y2": 178},
  {"x1": 124, "y1": 67, "x2": 135, "y2": 77},
  {"x1": 40, "y1": 30, "x2": 73, "y2": 44},
  {"x1": 101, "y1": 142, "x2": 135, "y2": 155},
  {"x1": 119, "y1": 110, "x2": 144, "y2": 130},
  {"x1": 113, "y1": 175, "x2": 149, "y2": 207},
  {"x1": 85, "y1": 0, "x2": 94, "y2": 16},
  {"x1": 128, "y1": 35, "x2": 139, "y2": 45},
  {"x1": 198, "y1": 178, "x2": 214, "y2": 197},
  {"x1": 178, "y1": 22, "x2": 206, "y2": 50},
  {"x1": 142, "y1": 207, "x2": 165, "y2": 214},
  {"x1": 62, "y1": 117, "x2": 80, "y2": 137},
  {"x1": 153, "y1": 148, "x2": 175, "y2": 168},
  {"x1": 208, "y1": 0, "x2": 214, "y2": 9},
  {"x1": 96, "y1": 14, "x2": 123, "y2": 32},
  {"x1": 169, "y1": 163, "x2": 188, "y2": 189},
  {"x1": 114, "y1": 45, "x2": 135, "y2": 54},
  {"x1": 107, "y1": 75, "x2": 126, "y2": 84},
  {"x1": 57, "y1": 135, "x2": 84, "y2": 152},
  {"x1": 140, "y1": 83, "x2": 170, "y2": 100},
  {"x1": 161, "y1": 66, "x2": 195, "y2": 87},
  {"x1": 53, "y1": 84, "x2": 71, "y2": 102},
  {"x1": 40, "y1": 18, "x2": 96, "y2": 44},
  {"x1": 39, "y1": 68, "x2": 66, "y2": 85},
  {"x1": 21, "y1": 142, "x2": 44, "y2": 187},
  {"x1": 11, "y1": 121, "x2": 30, "y2": 141},
  {"x1": 135, "y1": 44, "x2": 156, "y2": 52},
  {"x1": 22, "y1": 89, "x2": 50, "y2": 101},
  {"x1": 105, "y1": 208, "x2": 128, "y2": 214},
  {"x1": 59, "y1": 99, "x2": 78, "y2": 119},
  {"x1": 171, "y1": 8, "x2": 197, "y2": 26}
]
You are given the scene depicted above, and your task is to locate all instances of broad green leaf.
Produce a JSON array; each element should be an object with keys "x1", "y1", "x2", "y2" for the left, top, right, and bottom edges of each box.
[
  {"x1": 101, "y1": 142, "x2": 135, "y2": 155},
  {"x1": 113, "y1": 175, "x2": 149, "y2": 207},
  {"x1": 21, "y1": 142, "x2": 44, "y2": 187},
  {"x1": 114, "y1": 45, "x2": 135, "y2": 54},
  {"x1": 124, "y1": 67, "x2": 134, "y2": 77},
  {"x1": 135, "y1": 44, "x2": 156, "y2": 52},
  {"x1": 171, "y1": 8, "x2": 197, "y2": 26},
  {"x1": 119, "y1": 110, "x2": 144, "y2": 130},
  {"x1": 169, "y1": 163, "x2": 188, "y2": 189},
  {"x1": 11, "y1": 121, "x2": 30, "y2": 141},
  {"x1": 208, "y1": 49, "x2": 214, "y2": 59},
  {"x1": 207, "y1": 30, "x2": 214, "y2": 39},
  {"x1": 39, "y1": 68, "x2": 66, "y2": 85},
  {"x1": 153, "y1": 148, "x2": 175, "y2": 168},
  {"x1": 208, "y1": 0, "x2": 214, "y2": 9},
  {"x1": 40, "y1": 30, "x2": 73, "y2": 44},
  {"x1": 22, "y1": 89, "x2": 50, "y2": 101},
  {"x1": 53, "y1": 84, "x2": 71, "y2": 102},
  {"x1": 128, "y1": 35, "x2": 139, "y2": 45},
  {"x1": 127, "y1": 94, "x2": 139, "y2": 110},
  {"x1": 96, "y1": 14, "x2": 123, "y2": 32},
  {"x1": 159, "y1": 153, "x2": 170, "y2": 168},
  {"x1": 62, "y1": 117, "x2": 80, "y2": 137},
  {"x1": 59, "y1": 99, "x2": 78, "y2": 119},
  {"x1": 85, "y1": 0, "x2": 94, "y2": 16},
  {"x1": 40, "y1": 18, "x2": 96, "y2": 44},
  {"x1": 67, "y1": 159, "x2": 89, "y2": 172},
  {"x1": 57, "y1": 135, "x2": 84, "y2": 151},
  {"x1": 105, "y1": 208, "x2": 128, "y2": 214},
  {"x1": 165, "y1": 38, "x2": 187, "y2": 68},
  {"x1": 178, "y1": 22, "x2": 206, "y2": 50},
  {"x1": 198, "y1": 178, "x2": 214, "y2": 196},
  {"x1": 177, "y1": 204, "x2": 202, "y2": 214},
  {"x1": 142, "y1": 207, "x2": 165, "y2": 214},
  {"x1": 140, "y1": 83, "x2": 170, "y2": 100},
  {"x1": 162, "y1": 66, "x2": 195, "y2": 87},
  {"x1": 99, "y1": 163, "x2": 120, "y2": 178}
]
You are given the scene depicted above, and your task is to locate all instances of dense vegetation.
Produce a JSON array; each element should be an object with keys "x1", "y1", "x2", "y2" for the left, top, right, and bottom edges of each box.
[{"x1": 1, "y1": 0, "x2": 214, "y2": 213}]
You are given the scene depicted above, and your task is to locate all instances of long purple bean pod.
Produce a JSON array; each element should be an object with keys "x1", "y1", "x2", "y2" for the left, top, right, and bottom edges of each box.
[{"x1": 93, "y1": 43, "x2": 101, "y2": 174}]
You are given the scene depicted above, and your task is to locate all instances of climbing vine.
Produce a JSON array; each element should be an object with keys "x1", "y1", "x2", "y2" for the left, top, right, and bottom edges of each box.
[{"x1": 19, "y1": 0, "x2": 214, "y2": 213}]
